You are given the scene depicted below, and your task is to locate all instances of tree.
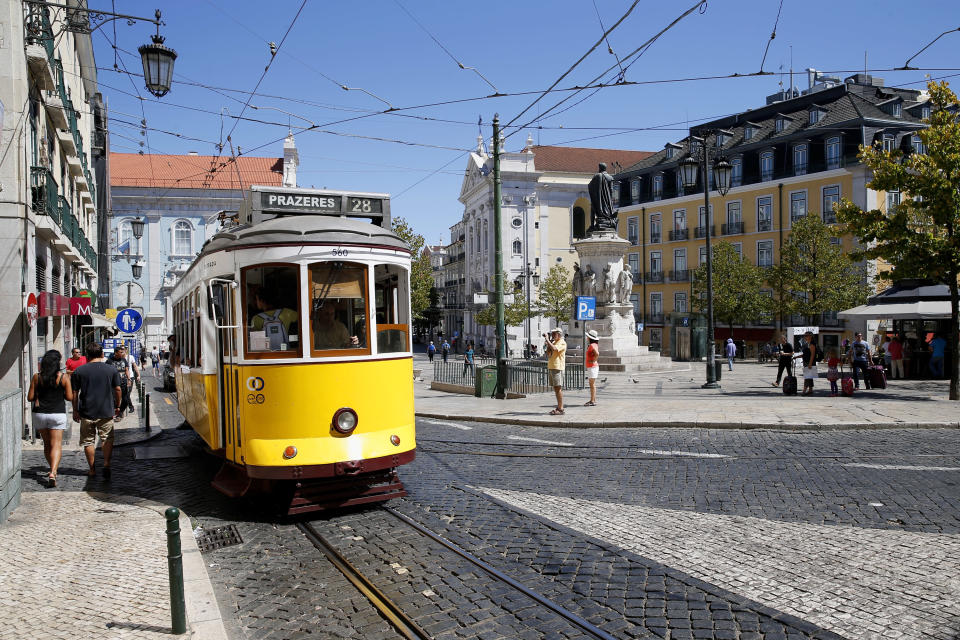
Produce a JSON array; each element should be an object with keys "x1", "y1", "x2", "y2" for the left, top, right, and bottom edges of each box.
[
  {"x1": 536, "y1": 264, "x2": 573, "y2": 327},
  {"x1": 474, "y1": 275, "x2": 530, "y2": 327},
  {"x1": 836, "y1": 80, "x2": 960, "y2": 399},
  {"x1": 422, "y1": 287, "x2": 443, "y2": 338},
  {"x1": 691, "y1": 242, "x2": 772, "y2": 337},
  {"x1": 771, "y1": 214, "x2": 869, "y2": 323},
  {"x1": 391, "y1": 217, "x2": 431, "y2": 325}
]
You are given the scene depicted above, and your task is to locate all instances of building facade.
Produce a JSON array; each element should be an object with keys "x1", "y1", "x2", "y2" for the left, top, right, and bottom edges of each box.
[
  {"x1": 108, "y1": 135, "x2": 296, "y2": 350},
  {"x1": 614, "y1": 72, "x2": 928, "y2": 358},
  {"x1": 447, "y1": 136, "x2": 653, "y2": 354}
]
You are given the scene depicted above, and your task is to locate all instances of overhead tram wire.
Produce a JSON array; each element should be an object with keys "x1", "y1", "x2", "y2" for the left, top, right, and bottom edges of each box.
[
  {"x1": 503, "y1": 0, "x2": 647, "y2": 131},
  {"x1": 758, "y1": 0, "x2": 785, "y2": 73}
]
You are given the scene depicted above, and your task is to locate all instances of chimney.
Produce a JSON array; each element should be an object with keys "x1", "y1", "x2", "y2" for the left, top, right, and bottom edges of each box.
[{"x1": 806, "y1": 68, "x2": 818, "y2": 90}]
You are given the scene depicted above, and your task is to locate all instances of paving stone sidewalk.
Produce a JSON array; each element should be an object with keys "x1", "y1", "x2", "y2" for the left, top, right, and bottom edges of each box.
[
  {"x1": 4, "y1": 395, "x2": 227, "y2": 640},
  {"x1": 414, "y1": 355, "x2": 960, "y2": 429}
]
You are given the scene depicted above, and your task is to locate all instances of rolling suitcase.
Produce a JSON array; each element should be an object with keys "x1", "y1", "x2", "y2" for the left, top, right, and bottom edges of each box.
[
  {"x1": 782, "y1": 360, "x2": 798, "y2": 396},
  {"x1": 840, "y1": 364, "x2": 855, "y2": 397},
  {"x1": 868, "y1": 365, "x2": 887, "y2": 390}
]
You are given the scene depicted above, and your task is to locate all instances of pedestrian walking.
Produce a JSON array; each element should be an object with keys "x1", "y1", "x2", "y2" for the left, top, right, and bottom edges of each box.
[
  {"x1": 799, "y1": 330, "x2": 818, "y2": 395},
  {"x1": 826, "y1": 348, "x2": 841, "y2": 396},
  {"x1": 71, "y1": 343, "x2": 123, "y2": 479},
  {"x1": 441, "y1": 340, "x2": 450, "y2": 363},
  {"x1": 888, "y1": 336, "x2": 904, "y2": 379},
  {"x1": 929, "y1": 333, "x2": 947, "y2": 378},
  {"x1": 544, "y1": 327, "x2": 567, "y2": 415},
  {"x1": 881, "y1": 335, "x2": 893, "y2": 375},
  {"x1": 846, "y1": 332, "x2": 872, "y2": 389},
  {"x1": 773, "y1": 334, "x2": 794, "y2": 386},
  {"x1": 64, "y1": 347, "x2": 87, "y2": 375},
  {"x1": 125, "y1": 348, "x2": 141, "y2": 412},
  {"x1": 584, "y1": 329, "x2": 600, "y2": 406},
  {"x1": 28, "y1": 350, "x2": 73, "y2": 487},
  {"x1": 725, "y1": 338, "x2": 737, "y2": 371},
  {"x1": 427, "y1": 341, "x2": 436, "y2": 363},
  {"x1": 151, "y1": 347, "x2": 160, "y2": 375},
  {"x1": 462, "y1": 343, "x2": 474, "y2": 378},
  {"x1": 109, "y1": 346, "x2": 134, "y2": 420}
]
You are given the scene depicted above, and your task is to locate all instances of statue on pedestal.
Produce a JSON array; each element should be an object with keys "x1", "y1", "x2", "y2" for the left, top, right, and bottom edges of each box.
[
  {"x1": 602, "y1": 265, "x2": 616, "y2": 304},
  {"x1": 572, "y1": 263, "x2": 583, "y2": 297},
  {"x1": 582, "y1": 265, "x2": 597, "y2": 298},
  {"x1": 616, "y1": 268, "x2": 634, "y2": 305},
  {"x1": 587, "y1": 163, "x2": 617, "y2": 233}
]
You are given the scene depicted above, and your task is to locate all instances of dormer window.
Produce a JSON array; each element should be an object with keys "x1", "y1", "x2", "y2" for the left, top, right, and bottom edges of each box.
[
  {"x1": 665, "y1": 147, "x2": 674, "y2": 160},
  {"x1": 921, "y1": 105, "x2": 931, "y2": 119},
  {"x1": 808, "y1": 106, "x2": 826, "y2": 124},
  {"x1": 715, "y1": 129, "x2": 733, "y2": 148},
  {"x1": 743, "y1": 121, "x2": 760, "y2": 141},
  {"x1": 664, "y1": 142, "x2": 682, "y2": 160},
  {"x1": 879, "y1": 97, "x2": 903, "y2": 118},
  {"x1": 775, "y1": 117, "x2": 786, "y2": 133},
  {"x1": 892, "y1": 102, "x2": 902, "y2": 117}
]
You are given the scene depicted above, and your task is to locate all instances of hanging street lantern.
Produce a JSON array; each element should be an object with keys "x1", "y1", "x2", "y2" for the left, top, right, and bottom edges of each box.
[{"x1": 139, "y1": 11, "x2": 177, "y2": 98}]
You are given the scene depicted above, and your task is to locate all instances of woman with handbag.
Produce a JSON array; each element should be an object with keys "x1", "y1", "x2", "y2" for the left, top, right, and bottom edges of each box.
[{"x1": 27, "y1": 350, "x2": 73, "y2": 487}]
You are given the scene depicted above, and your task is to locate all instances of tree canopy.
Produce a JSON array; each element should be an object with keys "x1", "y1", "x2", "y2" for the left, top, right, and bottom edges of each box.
[
  {"x1": 692, "y1": 242, "x2": 772, "y2": 336},
  {"x1": 391, "y1": 217, "x2": 431, "y2": 321},
  {"x1": 536, "y1": 264, "x2": 573, "y2": 327},
  {"x1": 835, "y1": 80, "x2": 960, "y2": 399}
]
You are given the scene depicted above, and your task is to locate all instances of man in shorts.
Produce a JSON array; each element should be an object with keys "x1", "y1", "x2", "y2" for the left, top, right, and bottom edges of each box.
[
  {"x1": 71, "y1": 343, "x2": 122, "y2": 479},
  {"x1": 543, "y1": 327, "x2": 567, "y2": 415}
]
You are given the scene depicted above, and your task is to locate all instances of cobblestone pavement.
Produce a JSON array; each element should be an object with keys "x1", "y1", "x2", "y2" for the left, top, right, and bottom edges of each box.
[{"x1": 16, "y1": 366, "x2": 960, "y2": 639}]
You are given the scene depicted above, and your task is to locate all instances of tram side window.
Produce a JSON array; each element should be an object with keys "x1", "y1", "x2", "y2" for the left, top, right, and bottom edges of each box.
[
  {"x1": 309, "y1": 262, "x2": 368, "y2": 353},
  {"x1": 243, "y1": 265, "x2": 301, "y2": 354},
  {"x1": 374, "y1": 264, "x2": 410, "y2": 354}
]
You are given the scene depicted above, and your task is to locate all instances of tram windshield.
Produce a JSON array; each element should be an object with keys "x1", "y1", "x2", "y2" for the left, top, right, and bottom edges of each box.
[
  {"x1": 310, "y1": 262, "x2": 368, "y2": 354},
  {"x1": 243, "y1": 265, "x2": 301, "y2": 355}
]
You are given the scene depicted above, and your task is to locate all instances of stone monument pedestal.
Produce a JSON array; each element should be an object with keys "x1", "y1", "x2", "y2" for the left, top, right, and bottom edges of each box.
[{"x1": 572, "y1": 231, "x2": 673, "y2": 372}]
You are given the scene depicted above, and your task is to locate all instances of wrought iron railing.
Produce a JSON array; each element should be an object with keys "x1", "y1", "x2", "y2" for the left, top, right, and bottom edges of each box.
[
  {"x1": 669, "y1": 269, "x2": 690, "y2": 282},
  {"x1": 669, "y1": 229, "x2": 689, "y2": 241},
  {"x1": 694, "y1": 225, "x2": 714, "y2": 239},
  {"x1": 432, "y1": 357, "x2": 584, "y2": 393},
  {"x1": 722, "y1": 221, "x2": 744, "y2": 235}
]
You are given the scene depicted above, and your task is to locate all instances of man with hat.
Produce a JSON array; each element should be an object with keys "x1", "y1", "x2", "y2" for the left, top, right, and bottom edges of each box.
[
  {"x1": 584, "y1": 329, "x2": 600, "y2": 406},
  {"x1": 543, "y1": 327, "x2": 567, "y2": 415}
]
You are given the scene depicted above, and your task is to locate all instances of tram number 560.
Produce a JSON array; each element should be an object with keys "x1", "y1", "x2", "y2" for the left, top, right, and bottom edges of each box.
[
  {"x1": 331, "y1": 247, "x2": 349, "y2": 257},
  {"x1": 350, "y1": 198, "x2": 373, "y2": 212}
]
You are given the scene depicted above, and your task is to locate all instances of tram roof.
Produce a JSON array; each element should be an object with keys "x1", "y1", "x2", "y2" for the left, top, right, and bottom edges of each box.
[{"x1": 200, "y1": 215, "x2": 410, "y2": 256}]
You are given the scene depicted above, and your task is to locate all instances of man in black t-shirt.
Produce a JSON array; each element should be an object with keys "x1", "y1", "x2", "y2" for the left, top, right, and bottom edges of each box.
[
  {"x1": 72, "y1": 343, "x2": 122, "y2": 479},
  {"x1": 773, "y1": 333, "x2": 795, "y2": 386}
]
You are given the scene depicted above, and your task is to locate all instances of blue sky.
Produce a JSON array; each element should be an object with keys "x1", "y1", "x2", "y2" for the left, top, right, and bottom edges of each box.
[{"x1": 92, "y1": 0, "x2": 958, "y2": 244}]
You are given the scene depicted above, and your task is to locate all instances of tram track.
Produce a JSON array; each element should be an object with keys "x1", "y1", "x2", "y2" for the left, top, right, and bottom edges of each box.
[{"x1": 297, "y1": 507, "x2": 623, "y2": 640}]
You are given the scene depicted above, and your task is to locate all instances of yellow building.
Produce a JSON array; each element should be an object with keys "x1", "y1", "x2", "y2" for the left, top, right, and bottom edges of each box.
[{"x1": 614, "y1": 72, "x2": 929, "y2": 359}]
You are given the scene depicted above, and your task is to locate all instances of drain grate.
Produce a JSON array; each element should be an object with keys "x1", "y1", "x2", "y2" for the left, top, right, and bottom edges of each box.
[{"x1": 196, "y1": 524, "x2": 243, "y2": 553}]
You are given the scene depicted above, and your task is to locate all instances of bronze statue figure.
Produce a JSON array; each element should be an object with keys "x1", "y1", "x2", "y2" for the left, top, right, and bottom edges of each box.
[{"x1": 587, "y1": 163, "x2": 617, "y2": 233}]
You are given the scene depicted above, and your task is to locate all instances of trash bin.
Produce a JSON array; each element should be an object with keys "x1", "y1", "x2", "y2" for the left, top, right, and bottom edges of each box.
[
  {"x1": 713, "y1": 359, "x2": 722, "y2": 382},
  {"x1": 475, "y1": 365, "x2": 498, "y2": 397}
]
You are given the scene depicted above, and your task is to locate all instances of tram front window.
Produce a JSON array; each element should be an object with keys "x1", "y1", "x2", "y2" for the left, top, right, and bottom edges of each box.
[
  {"x1": 310, "y1": 262, "x2": 368, "y2": 354},
  {"x1": 375, "y1": 264, "x2": 410, "y2": 353},
  {"x1": 243, "y1": 265, "x2": 300, "y2": 354}
]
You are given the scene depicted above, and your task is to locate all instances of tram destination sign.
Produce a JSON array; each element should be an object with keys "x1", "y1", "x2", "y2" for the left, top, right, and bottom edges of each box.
[{"x1": 246, "y1": 186, "x2": 390, "y2": 227}]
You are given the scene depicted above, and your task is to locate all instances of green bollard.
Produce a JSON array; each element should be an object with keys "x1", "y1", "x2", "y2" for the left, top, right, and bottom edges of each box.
[{"x1": 165, "y1": 507, "x2": 187, "y2": 635}]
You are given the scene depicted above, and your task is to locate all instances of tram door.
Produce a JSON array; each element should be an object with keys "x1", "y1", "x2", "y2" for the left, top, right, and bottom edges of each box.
[{"x1": 209, "y1": 280, "x2": 240, "y2": 461}]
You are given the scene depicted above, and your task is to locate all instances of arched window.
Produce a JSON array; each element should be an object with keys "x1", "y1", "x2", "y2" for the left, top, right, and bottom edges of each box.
[
  {"x1": 173, "y1": 220, "x2": 193, "y2": 256},
  {"x1": 572, "y1": 207, "x2": 586, "y2": 239},
  {"x1": 512, "y1": 239, "x2": 522, "y2": 255}
]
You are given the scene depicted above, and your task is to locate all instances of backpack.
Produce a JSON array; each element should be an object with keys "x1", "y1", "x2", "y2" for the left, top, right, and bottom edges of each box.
[
  {"x1": 852, "y1": 341, "x2": 868, "y2": 360},
  {"x1": 258, "y1": 309, "x2": 288, "y2": 350}
]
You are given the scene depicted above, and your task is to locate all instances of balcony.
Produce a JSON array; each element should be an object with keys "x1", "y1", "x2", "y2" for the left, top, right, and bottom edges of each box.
[
  {"x1": 694, "y1": 225, "x2": 714, "y2": 239},
  {"x1": 722, "y1": 221, "x2": 744, "y2": 235},
  {"x1": 645, "y1": 271, "x2": 664, "y2": 283},
  {"x1": 822, "y1": 211, "x2": 838, "y2": 224},
  {"x1": 669, "y1": 229, "x2": 689, "y2": 241},
  {"x1": 30, "y1": 167, "x2": 60, "y2": 223},
  {"x1": 646, "y1": 313, "x2": 665, "y2": 324},
  {"x1": 757, "y1": 220, "x2": 772, "y2": 232},
  {"x1": 669, "y1": 269, "x2": 690, "y2": 282},
  {"x1": 650, "y1": 233, "x2": 661, "y2": 244}
]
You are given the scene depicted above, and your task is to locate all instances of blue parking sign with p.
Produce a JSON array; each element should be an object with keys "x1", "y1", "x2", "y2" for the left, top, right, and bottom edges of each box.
[{"x1": 576, "y1": 296, "x2": 596, "y2": 321}]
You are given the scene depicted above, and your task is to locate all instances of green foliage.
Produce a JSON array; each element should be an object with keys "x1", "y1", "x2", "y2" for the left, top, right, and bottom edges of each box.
[
  {"x1": 771, "y1": 214, "x2": 870, "y2": 317},
  {"x1": 692, "y1": 242, "x2": 773, "y2": 332},
  {"x1": 474, "y1": 274, "x2": 531, "y2": 327},
  {"x1": 835, "y1": 80, "x2": 960, "y2": 399},
  {"x1": 536, "y1": 264, "x2": 573, "y2": 326},
  {"x1": 391, "y1": 217, "x2": 431, "y2": 320}
]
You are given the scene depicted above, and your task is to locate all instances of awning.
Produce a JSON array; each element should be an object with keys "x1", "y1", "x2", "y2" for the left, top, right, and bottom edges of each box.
[
  {"x1": 839, "y1": 279, "x2": 953, "y2": 320},
  {"x1": 78, "y1": 313, "x2": 114, "y2": 328}
]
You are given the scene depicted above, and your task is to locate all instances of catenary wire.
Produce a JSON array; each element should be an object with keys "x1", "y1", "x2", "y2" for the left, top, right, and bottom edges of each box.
[{"x1": 759, "y1": 0, "x2": 786, "y2": 73}]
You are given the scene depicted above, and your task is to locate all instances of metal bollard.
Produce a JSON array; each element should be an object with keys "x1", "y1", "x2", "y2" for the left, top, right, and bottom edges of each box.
[
  {"x1": 165, "y1": 507, "x2": 187, "y2": 635},
  {"x1": 145, "y1": 393, "x2": 151, "y2": 431}
]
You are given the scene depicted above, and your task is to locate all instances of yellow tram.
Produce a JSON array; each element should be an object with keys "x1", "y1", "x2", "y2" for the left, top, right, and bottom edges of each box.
[{"x1": 169, "y1": 186, "x2": 416, "y2": 514}]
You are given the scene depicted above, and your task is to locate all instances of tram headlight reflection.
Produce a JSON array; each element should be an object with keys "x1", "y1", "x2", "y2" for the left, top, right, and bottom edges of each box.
[{"x1": 332, "y1": 407, "x2": 359, "y2": 435}]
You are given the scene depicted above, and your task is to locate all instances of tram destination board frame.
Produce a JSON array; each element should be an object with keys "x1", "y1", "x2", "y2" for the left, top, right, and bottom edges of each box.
[{"x1": 242, "y1": 185, "x2": 391, "y2": 227}]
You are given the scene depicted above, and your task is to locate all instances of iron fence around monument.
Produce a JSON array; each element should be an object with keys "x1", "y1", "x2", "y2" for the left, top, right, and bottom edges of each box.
[{"x1": 432, "y1": 357, "x2": 584, "y2": 394}]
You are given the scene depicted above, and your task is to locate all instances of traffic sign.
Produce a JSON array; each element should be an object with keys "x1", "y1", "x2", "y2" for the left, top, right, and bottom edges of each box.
[
  {"x1": 116, "y1": 308, "x2": 143, "y2": 333},
  {"x1": 25, "y1": 292, "x2": 38, "y2": 326},
  {"x1": 576, "y1": 296, "x2": 596, "y2": 321}
]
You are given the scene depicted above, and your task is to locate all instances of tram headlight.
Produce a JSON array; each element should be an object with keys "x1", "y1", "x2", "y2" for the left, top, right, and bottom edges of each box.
[{"x1": 332, "y1": 407, "x2": 359, "y2": 435}]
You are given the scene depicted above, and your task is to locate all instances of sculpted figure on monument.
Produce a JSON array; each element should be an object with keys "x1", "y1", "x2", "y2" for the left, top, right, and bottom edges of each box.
[
  {"x1": 582, "y1": 266, "x2": 597, "y2": 298},
  {"x1": 602, "y1": 265, "x2": 616, "y2": 304},
  {"x1": 616, "y1": 268, "x2": 634, "y2": 304},
  {"x1": 587, "y1": 163, "x2": 617, "y2": 233},
  {"x1": 572, "y1": 263, "x2": 583, "y2": 297}
]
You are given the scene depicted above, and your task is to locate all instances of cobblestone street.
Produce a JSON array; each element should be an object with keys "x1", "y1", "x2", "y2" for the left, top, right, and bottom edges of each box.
[{"x1": 14, "y1": 375, "x2": 960, "y2": 639}]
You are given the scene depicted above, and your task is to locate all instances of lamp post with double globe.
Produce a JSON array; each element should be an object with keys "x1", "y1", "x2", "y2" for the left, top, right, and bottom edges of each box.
[{"x1": 679, "y1": 135, "x2": 732, "y2": 388}]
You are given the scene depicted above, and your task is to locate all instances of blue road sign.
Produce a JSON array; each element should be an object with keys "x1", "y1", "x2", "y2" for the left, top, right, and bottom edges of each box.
[
  {"x1": 116, "y1": 308, "x2": 143, "y2": 333},
  {"x1": 576, "y1": 296, "x2": 596, "y2": 321}
]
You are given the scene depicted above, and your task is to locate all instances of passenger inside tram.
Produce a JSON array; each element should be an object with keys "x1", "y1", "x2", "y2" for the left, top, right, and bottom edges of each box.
[
  {"x1": 310, "y1": 262, "x2": 366, "y2": 351},
  {"x1": 250, "y1": 289, "x2": 299, "y2": 351},
  {"x1": 312, "y1": 300, "x2": 361, "y2": 349}
]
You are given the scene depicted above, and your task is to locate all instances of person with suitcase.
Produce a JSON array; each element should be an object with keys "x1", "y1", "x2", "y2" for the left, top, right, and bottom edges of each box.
[
  {"x1": 773, "y1": 334, "x2": 795, "y2": 387},
  {"x1": 846, "y1": 332, "x2": 872, "y2": 390},
  {"x1": 798, "y1": 330, "x2": 818, "y2": 396}
]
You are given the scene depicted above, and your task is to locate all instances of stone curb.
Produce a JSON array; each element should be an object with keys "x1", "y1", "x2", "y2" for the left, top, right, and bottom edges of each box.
[{"x1": 415, "y1": 411, "x2": 960, "y2": 431}]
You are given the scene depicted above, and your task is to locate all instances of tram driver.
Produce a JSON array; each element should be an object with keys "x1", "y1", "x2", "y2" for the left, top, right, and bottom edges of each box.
[
  {"x1": 250, "y1": 289, "x2": 299, "y2": 351},
  {"x1": 312, "y1": 300, "x2": 360, "y2": 350}
]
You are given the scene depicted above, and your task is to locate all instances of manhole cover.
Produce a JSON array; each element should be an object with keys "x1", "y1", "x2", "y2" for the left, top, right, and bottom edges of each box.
[{"x1": 196, "y1": 525, "x2": 243, "y2": 553}]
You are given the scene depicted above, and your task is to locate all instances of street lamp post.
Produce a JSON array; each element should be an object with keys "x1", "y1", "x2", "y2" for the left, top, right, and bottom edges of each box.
[{"x1": 679, "y1": 134, "x2": 732, "y2": 389}]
